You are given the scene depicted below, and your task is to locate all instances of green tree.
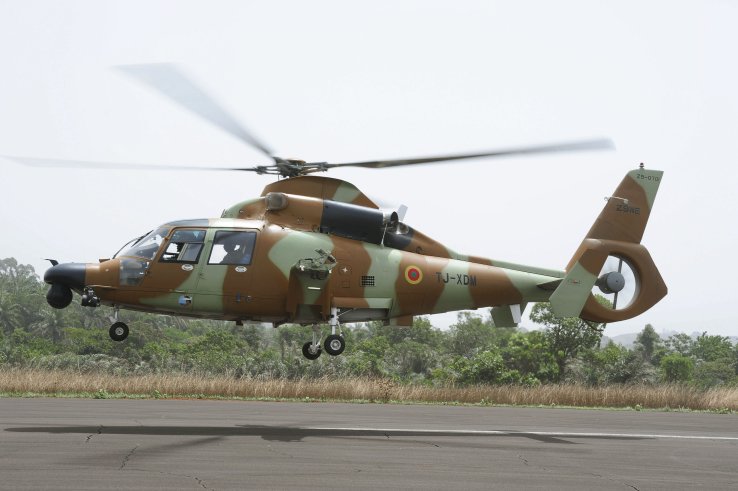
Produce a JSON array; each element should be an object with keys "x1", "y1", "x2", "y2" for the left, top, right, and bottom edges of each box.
[
  {"x1": 2, "y1": 329, "x2": 57, "y2": 364},
  {"x1": 660, "y1": 353, "x2": 694, "y2": 383},
  {"x1": 634, "y1": 324, "x2": 662, "y2": 364},
  {"x1": 529, "y1": 302, "x2": 603, "y2": 381},
  {"x1": 447, "y1": 349, "x2": 526, "y2": 385},
  {"x1": 691, "y1": 332, "x2": 733, "y2": 362},
  {"x1": 237, "y1": 324, "x2": 265, "y2": 350},
  {"x1": 387, "y1": 339, "x2": 437, "y2": 377},
  {"x1": 183, "y1": 330, "x2": 249, "y2": 373},
  {"x1": 687, "y1": 333, "x2": 736, "y2": 388},
  {"x1": 0, "y1": 290, "x2": 24, "y2": 335},
  {"x1": 693, "y1": 360, "x2": 735, "y2": 388},
  {"x1": 571, "y1": 341, "x2": 656, "y2": 386},
  {"x1": 34, "y1": 306, "x2": 74, "y2": 344},
  {"x1": 665, "y1": 333, "x2": 694, "y2": 356},
  {"x1": 276, "y1": 324, "x2": 311, "y2": 361},
  {"x1": 370, "y1": 316, "x2": 442, "y2": 349},
  {"x1": 0, "y1": 258, "x2": 47, "y2": 335},
  {"x1": 350, "y1": 335, "x2": 390, "y2": 377},
  {"x1": 448, "y1": 312, "x2": 497, "y2": 357},
  {"x1": 500, "y1": 331, "x2": 558, "y2": 383}
]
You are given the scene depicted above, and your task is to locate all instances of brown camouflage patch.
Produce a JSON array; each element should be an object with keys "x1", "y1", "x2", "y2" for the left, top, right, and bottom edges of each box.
[
  {"x1": 262, "y1": 176, "x2": 378, "y2": 208},
  {"x1": 585, "y1": 175, "x2": 650, "y2": 243}
]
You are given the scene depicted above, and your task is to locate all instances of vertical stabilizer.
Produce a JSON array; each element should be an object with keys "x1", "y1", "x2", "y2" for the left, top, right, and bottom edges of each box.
[
  {"x1": 582, "y1": 167, "x2": 663, "y2": 246},
  {"x1": 549, "y1": 166, "x2": 667, "y2": 321}
]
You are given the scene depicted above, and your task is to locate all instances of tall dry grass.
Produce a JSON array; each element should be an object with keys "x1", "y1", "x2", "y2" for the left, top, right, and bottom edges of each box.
[{"x1": 1, "y1": 369, "x2": 736, "y2": 411}]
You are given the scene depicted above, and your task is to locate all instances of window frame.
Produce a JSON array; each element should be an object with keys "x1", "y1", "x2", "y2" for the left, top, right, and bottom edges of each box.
[
  {"x1": 157, "y1": 228, "x2": 207, "y2": 264},
  {"x1": 207, "y1": 230, "x2": 258, "y2": 266}
]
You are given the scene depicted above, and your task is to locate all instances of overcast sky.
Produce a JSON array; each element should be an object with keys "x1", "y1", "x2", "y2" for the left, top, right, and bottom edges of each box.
[{"x1": 1, "y1": 1, "x2": 736, "y2": 337}]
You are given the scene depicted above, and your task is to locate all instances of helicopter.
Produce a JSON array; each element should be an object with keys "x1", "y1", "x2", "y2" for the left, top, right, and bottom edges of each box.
[{"x1": 6, "y1": 64, "x2": 667, "y2": 360}]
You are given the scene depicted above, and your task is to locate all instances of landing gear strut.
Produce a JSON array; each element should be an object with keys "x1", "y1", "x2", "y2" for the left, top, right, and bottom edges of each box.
[
  {"x1": 302, "y1": 325, "x2": 322, "y2": 360},
  {"x1": 301, "y1": 307, "x2": 345, "y2": 360},
  {"x1": 108, "y1": 308, "x2": 129, "y2": 342},
  {"x1": 324, "y1": 307, "x2": 345, "y2": 355}
]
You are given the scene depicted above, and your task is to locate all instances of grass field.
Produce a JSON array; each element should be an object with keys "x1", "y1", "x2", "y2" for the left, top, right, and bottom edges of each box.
[{"x1": 1, "y1": 369, "x2": 736, "y2": 411}]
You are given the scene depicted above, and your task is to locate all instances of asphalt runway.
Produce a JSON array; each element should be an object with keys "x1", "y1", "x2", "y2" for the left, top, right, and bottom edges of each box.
[{"x1": 1, "y1": 398, "x2": 737, "y2": 490}]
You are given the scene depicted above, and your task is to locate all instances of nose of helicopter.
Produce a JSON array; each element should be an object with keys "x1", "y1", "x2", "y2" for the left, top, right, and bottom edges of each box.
[{"x1": 44, "y1": 262, "x2": 87, "y2": 290}]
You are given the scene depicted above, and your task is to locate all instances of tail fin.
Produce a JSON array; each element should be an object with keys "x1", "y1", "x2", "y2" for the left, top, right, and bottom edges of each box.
[
  {"x1": 549, "y1": 166, "x2": 667, "y2": 321},
  {"x1": 583, "y1": 167, "x2": 663, "y2": 244}
]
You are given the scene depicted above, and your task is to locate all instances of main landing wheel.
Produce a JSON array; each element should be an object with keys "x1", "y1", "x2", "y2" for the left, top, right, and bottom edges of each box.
[
  {"x1": 302, "y1": 342, "x2": 322, "y2": 360},
  {"x1": 324, "y1": 334, "x2": 345, "y2": 356},
  {"x1": 109, "y1": 322, "x2": 129, "y2": 342}
]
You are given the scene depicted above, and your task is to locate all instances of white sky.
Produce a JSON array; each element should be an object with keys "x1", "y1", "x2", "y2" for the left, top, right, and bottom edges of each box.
[{"x1": 1, "y1": 0, "x2": 736, "y2": 337}]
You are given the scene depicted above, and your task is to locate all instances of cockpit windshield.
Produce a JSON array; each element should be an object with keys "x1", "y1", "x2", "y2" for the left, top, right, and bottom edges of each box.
[{"x1": 116, "y1": 226, "x2": 170, "y2": 260}]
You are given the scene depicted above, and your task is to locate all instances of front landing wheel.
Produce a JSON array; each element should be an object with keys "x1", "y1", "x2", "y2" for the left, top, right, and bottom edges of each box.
[
  {"x1": 324, "y1": 334, "x2": 345, "y2": 356},
  {"x1": 302, "y1": 341, "x2": 322, "y2": 360},
  {"x1": 109, "y1": 322, "x2": 129, "y2": 342}
]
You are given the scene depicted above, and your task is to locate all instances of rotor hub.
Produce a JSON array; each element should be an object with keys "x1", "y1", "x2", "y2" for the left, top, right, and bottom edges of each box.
[{"x1": 596, "y1": 271, "x2": 625, "y2": 294}]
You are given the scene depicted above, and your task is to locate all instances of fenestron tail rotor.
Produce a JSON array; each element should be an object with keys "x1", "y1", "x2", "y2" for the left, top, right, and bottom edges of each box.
[{"x1": 593, "y1": 255, "x2": 639, "y2": 311}]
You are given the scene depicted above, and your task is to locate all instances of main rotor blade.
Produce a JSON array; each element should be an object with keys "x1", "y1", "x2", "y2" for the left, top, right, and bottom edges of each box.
[
  {"x1": 1, "y1": 155, "x2": 267, "y2": 173},
  {"x1": 324, "y1": 138, "x2": 614, "y2": 170},
  {"x1": 116, "y1": 63, "x2": 275, "y2": 158},
  {"x1": 397, "y1": 204, "x2": 409, "y2": 221}
]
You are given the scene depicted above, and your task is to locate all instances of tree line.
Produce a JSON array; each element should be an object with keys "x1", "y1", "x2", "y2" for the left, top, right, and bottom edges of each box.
[{"x1": 2, "y1": 257, "x2": 737, "y2": 387}]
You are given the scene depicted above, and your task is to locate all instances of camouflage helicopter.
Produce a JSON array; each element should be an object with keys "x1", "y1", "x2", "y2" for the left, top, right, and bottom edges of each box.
[{"x1": 7, "y1": 65, "x2": 667, "y2": 360}]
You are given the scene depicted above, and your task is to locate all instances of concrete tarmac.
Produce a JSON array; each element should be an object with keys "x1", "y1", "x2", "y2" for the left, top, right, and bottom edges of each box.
[{"x1": 1, "y1": 398, "x2": 737, "y2": 490}]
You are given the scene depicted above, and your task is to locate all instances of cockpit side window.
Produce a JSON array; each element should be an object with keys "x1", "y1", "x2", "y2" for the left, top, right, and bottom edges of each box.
[
  {"x1": 208, "y1": 230, "x2": 257, "y2": 265},
  {"x1": 159, "y1": 229, "x2": 206, "y2": 264}
]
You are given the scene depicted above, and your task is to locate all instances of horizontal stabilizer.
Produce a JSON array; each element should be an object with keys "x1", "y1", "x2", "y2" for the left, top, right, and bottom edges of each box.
[{"x1": 491, "y1": 303, "x2": 526, "y2": 328}]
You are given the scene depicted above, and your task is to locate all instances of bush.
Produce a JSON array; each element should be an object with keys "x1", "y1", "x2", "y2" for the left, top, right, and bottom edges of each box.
[
  {"x1": 450, "y1": 350, "x2": 525, "y2": 386},
  {"x1": 660, "y1": 354, "x2": 694, "y2": 383},
  {"x1": 693, "y1": 359, "x2": 735, "y2": 388}
]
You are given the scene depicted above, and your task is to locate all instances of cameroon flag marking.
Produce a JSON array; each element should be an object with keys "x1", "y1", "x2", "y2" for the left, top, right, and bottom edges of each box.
[{"x1": 405, "y1": 265, "x2": 423, "y2": 285}]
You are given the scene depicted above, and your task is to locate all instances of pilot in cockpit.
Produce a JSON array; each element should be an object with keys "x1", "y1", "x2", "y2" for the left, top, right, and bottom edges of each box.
[{"x1": 222, "y1": 239, "x2": 245, "y2": 264}]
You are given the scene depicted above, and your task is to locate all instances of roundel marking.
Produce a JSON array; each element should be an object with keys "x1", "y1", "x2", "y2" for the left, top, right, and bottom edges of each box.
[{"x1": 405, "y1": 265, "x2": 423, "y2": 285}]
